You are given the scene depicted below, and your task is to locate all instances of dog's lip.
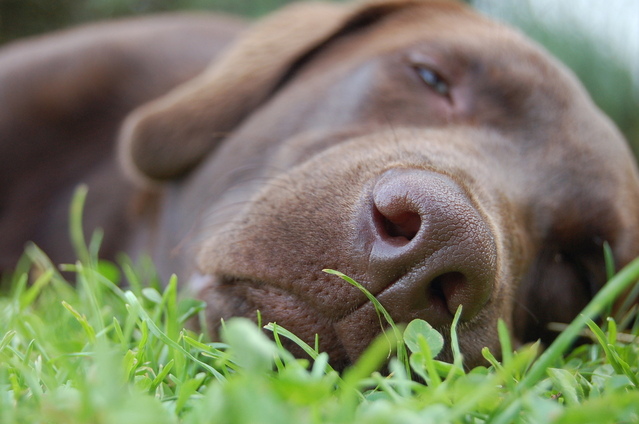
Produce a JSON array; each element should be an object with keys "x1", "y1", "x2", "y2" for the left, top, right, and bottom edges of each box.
[
  {"x1": 201, "y1": 272, "x2": 342, "y2": 316},
  {"x1": 196, "y1": 270, "x2": 471, "y2": 368},
  {"x1": 207, "y1": 274, "x2": 277, "y2": 301},
  {"x1": 196, "y1": 271, "x2": 374, "y2": 323},
  {"x1": 342, "y1": 272, "x2": 457, "y2": 326},
  {"x1": 201, "y1": 269, "x2": 461, "y2": 328}
]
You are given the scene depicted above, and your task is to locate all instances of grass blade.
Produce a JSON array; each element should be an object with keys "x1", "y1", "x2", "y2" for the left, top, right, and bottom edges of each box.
[{"x1": 520, "y1": 256, "x2": 639, "y2": 389}]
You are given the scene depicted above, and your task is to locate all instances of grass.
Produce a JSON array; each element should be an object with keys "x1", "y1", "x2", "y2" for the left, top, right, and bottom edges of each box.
[{"x1": 1, "y1": 187, "x2": 639, "y2": 423}]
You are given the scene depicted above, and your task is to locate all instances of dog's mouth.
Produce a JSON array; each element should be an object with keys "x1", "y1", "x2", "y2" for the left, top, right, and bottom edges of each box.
[
  {"x1": 214, "y1": 269, "x2": 464, "y2": 317},
  {"x1": 196, "y1": 273, "x2": 357, "y2": 367},
  {"x1": 195, "y1": 269, "x2": 473, "y2": 370}
]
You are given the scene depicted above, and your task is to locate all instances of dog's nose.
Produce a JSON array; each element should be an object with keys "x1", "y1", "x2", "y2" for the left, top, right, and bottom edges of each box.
[{"x1": 363, "y1": 168, "x2": 497, "y2": 328}]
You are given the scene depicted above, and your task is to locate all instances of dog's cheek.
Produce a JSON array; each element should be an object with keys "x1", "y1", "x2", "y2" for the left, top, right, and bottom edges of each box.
[{"x1": 512, "y1": 249, "x2": 602, "y2": 345}]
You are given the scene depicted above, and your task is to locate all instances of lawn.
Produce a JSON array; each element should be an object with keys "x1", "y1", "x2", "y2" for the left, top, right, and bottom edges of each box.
[{"x1": 1, "y1": 187, "x2": 638, "y2": 423}]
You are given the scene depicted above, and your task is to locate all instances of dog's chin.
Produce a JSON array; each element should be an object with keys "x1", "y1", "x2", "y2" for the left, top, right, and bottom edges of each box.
[
  {"x1": 195, "y1": 274, "x2": 356, "y2": 370},
  {"x1": 193, "y1": 273, "x2": 498, "y2": 372}
]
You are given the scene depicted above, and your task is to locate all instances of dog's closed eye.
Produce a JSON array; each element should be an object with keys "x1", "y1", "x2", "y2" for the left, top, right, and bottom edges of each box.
[{"x1": 414, "y1": 66, "x2": 450, "y2": 96}]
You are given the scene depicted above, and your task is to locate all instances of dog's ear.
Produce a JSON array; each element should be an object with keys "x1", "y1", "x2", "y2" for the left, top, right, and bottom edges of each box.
[{"x1": 119, "y1": 0, "x2": 432, "y2": 183}]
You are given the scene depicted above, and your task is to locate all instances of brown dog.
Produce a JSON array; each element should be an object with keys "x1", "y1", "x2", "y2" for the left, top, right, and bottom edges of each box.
[{"x1": 2, "y1": 0, "x2": 639, "y2": 370}]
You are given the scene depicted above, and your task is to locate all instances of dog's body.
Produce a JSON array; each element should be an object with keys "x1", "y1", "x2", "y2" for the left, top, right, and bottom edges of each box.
[
  {"x1": 2, "y1": 0, "x2": 639, "y2": 369},
  {"x1": 0, "y1": 13, "x2": 246, "y2": 271}
]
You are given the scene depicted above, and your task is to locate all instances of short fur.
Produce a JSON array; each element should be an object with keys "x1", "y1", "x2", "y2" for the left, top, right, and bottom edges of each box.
[{"x1": 2, "y1": 0, "x2": 638, "y2": 369}]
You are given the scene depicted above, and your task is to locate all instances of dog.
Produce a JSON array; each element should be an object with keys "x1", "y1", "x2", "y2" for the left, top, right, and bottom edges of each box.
[{"x1": 2, "y1": 0, "x2": 639, "y2": 370}]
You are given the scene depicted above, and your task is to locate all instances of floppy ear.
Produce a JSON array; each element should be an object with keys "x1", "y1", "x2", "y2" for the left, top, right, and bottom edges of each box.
[{"x1": 118, "y1": 0, "x2": 427, "y2": 183}]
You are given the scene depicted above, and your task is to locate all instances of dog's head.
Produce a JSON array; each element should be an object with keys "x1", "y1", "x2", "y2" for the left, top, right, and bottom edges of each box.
[{"x1": 119, "y1": 0, "x2": 639, "y2": 369}]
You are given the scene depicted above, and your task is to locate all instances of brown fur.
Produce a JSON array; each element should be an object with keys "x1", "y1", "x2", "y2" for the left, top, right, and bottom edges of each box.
[
  {"x1": 0, "y1": 13, "x2": 246, "y2": 269},
  {"x1": 2, "y1": 1, "x2": 639, "y2": 369}
]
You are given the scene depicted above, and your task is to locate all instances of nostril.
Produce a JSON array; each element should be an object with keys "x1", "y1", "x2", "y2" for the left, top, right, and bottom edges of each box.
[
  {"x1": 430, "y1": 272, "x2": 468, "y2": 317},
  {"x1": 374, "y1": 206, "x2": 422, "y2": 244},
  {"x1": 372, "y1": 170, "x2": 427, "y2": 246}
]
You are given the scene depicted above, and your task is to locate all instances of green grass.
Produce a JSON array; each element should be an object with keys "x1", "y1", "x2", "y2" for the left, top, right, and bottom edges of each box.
[{"x1": 1, "y1": 187, "x2": 639, "y2": 423}]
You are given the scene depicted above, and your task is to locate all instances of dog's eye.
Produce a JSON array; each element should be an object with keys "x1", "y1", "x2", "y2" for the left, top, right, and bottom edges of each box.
[{"x1": 415, "y1": 66, "x2": 450, "y2": 96}]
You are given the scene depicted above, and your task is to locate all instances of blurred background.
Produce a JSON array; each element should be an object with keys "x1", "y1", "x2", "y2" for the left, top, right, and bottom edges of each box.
[{"x1": 1, "y1": 0, "x2": 637, "y2": 154}]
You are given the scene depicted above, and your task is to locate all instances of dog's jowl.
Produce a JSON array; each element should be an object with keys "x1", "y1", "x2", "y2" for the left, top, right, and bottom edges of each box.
[{"x1": 2, "y1": 0, "x2": 638, "y2": 370}]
